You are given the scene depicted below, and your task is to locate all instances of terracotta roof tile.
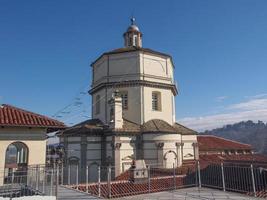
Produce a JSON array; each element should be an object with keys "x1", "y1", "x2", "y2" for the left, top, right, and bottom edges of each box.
[
  {"x1": 173, "y1": 123, "x2": 197, "y2": 135},
  {"x1": 61, "y1": 118, "x2": 199, "y2": 135},
  {"x1": 199, "y1": 154, "x2": 267, "y2": 164},
  {"x1": 198, "y1": 135, "x2": 252, "y2": 151},
  {"x1": 142, "y1": 119, "x2": 176, "y2": 133},
  {"x1": 0, "y1": 104, "x2": 65, "y2": 129}
]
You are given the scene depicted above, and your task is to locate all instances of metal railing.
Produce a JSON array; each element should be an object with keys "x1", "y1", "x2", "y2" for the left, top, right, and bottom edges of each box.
[
  {"x1": 200, "y1": 162, "x2": 267, "y2": 198},
  {"x1": 60, "y1": 161, "x2": 267, "y2": 198},
  {"x1": 61, "y1": 162, "x2": 198, "y2": 198},
  {"x1": 0, "y1": 165, "x2": 57, "y2": 199}
]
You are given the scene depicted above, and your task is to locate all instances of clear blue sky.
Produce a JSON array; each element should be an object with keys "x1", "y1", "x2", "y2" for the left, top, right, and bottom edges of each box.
[{"x1": 1, "y1": 0, "x2": 267, "y2": 130}]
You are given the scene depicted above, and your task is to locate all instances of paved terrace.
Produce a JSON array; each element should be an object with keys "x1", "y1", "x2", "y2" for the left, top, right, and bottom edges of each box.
[{"x1": 58, "y1": 186, "x2": 263, "y2": 200}]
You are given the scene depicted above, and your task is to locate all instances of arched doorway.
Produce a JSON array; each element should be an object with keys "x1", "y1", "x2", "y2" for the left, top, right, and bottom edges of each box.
[
  {"x1": 164, "y1": 150, "x2": 177, "y2": 168},
  {"x1": 5, "y1": 142, "x2": 28, "y2": 169},
  {"x1": 4, "y1": 142, "x2": 29, "y2": 183}
]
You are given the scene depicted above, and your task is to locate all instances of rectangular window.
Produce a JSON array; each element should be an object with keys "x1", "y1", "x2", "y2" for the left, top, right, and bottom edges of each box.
[
  {"x1": 121, "y1": 91, "x2": 128, "y2": 110},
  {"x1": 152, "y1": 92, "x2": 161, "y2": 111}
]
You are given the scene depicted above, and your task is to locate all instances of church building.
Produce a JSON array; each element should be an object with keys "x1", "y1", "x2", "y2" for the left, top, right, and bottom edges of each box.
[{"x1": 59, "y1": 18, "x2": 198, "y2": 181}]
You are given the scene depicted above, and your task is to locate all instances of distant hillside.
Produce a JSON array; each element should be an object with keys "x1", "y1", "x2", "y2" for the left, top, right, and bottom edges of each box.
[{"x1": 202, "y1": 120, "x2": 267, "y2": 154}]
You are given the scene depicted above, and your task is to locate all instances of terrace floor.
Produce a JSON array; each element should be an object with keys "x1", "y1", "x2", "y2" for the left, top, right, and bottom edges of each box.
[
  {"x1": 57, "y1": 186, "x2": 263, "y2": 200},
  {"x1": 114, "y1": 187, "x2": 263, "y2": 200}
]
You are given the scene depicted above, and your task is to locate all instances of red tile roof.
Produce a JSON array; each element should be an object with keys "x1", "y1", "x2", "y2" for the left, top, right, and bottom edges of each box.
[
  {"x1": 199, "y1": 154, "x2": 267, "y2": 164},
  {"x1": 0, "y1": 104, "x2": 65, "y2": 129},
  {"x1": 197, "y1": 135, "x2": 252, "y2": 151}
]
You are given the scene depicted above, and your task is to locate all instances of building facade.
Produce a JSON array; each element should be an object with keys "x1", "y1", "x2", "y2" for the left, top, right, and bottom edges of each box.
[
  {"x1": 59, "y1": 19, "x2": 198, "y2": 181},
  {"x1": 0, "y1": 104, "x2": 65, "y2": 185}
]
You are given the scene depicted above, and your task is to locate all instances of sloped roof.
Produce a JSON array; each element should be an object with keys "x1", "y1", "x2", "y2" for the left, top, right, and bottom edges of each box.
[
  {"x1": 173, "y1": 122, "x2": 197, "y2": 135},
  {"x1": 198, "y1": 135, "x2": 252, "y2": 151},
  {"x1": 60, "y1": 118, "x2": 198, "y2": 136},
  {"x1": 0, "y1": 104, "x2": 65, "y2": 130},
  {"x1": 142, "y1": 119, "x2": 177, "y2": 133},
  {"x1": 91, "y1": 46, "x2": 174, "y2": 67},
  {"x1": 60, "y1": 119, "x2": 105, "y2": 135},
  {"x1": 114, "y1": 119, "x2": 141, "y2": 133},
  {"x1": 199, "y1": 154, "x2": 267, "y2": 164}
]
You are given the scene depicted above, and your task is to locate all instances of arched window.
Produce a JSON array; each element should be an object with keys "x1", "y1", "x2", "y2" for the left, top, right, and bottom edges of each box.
[
  {"x1": 152, "y1": 91, "x2": 161, "y2": 111},
  {"x1": 5, "y1": 142, "x2": 28, "y2": 169},
  {"x1": 95, "y1": 95, "x2": 100, "y2": 114}
]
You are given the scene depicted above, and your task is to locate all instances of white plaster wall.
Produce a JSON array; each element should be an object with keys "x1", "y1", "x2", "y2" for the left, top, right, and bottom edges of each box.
[
  {"x1": 143, "y1": 87, "x2": 174, "y2": 125},
  {"x1": 181, "y1": 135, "x2": 197, "y2": 160},
  {"x1": 0, "y1": 128, "x2": 47, "y2": 185},
  {"x1": 91, "y1": 51, "x2": 176, "y2": 125},
  {"x1": 143, "y1": 54, "x2": 167, "y2": 77},
  {"x1": 182, "y1": 142, "x2": 194, "y2": 160},
  {"x1": 107, "y1": 87, "x2": 142, "y2": 124},
  {"x1": 119, "y1": 140, "x2": 135, "y2": 172},
  {"x1": 142, "y1": 133, "x2": 182, "y2": 167},
  {"x1": 93, "y1": 57, "x2": 108, "y2": 84},
  {"x1": 67, "y1": 144, "x2": 81, "y2": 159},
  {"x1": 109, "y1": 52, "x2": 140, "y2": 77},
  {"x1": 92, "y1": 89, "x2": 107, "y2": 123}
]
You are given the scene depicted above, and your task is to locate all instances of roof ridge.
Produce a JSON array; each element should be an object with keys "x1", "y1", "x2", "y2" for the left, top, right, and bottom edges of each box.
[{"x1": 174, "y1": 122, "x2": 198, "y2": 133}]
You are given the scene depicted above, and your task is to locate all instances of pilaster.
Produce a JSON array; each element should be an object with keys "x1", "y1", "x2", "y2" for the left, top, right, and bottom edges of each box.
[{"x1": 155, "y1": 142, "x2": 164, "y2": 167}]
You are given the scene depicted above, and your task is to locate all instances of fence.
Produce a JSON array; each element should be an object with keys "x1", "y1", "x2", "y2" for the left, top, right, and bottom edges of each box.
[
  {"x1": 61, "y1": 161, "x2": 267, "y2": 198},
  {"x1": 4, "y1": 161, "x2": 264, "y2": 198},
  {"x1": 61, "y1": 162, "x2": 198, "y2": 198},
  {"x1": 0, "y1": 165, "x2": 57, "y2": 199},
  {"x1": 200, "y1": 162, "x2": 267, "y2": 198}
]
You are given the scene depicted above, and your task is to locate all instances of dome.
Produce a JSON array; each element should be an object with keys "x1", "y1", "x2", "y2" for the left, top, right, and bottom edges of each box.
[{"x1": 127, "y1": 24, "x2": 140, "y2": 32}]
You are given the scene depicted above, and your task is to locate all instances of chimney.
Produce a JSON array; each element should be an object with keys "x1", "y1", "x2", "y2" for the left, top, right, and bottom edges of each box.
[{"x1": 109, "y1": 90, "x2": 123, "y2": 129}]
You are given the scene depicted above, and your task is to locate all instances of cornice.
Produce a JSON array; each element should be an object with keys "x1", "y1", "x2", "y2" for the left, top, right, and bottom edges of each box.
[{"x1": 89, "y1": 80, "x2": 178, "y2": 96}]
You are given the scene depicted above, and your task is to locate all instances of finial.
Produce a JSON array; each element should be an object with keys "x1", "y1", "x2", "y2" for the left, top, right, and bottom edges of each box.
[{"x1": 130, "y1": 17, "x2": 135, "y2": 25}]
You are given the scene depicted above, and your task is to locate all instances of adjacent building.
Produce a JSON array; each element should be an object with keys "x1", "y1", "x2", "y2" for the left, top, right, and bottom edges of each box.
[
  {"x1": 198, "y1": 135, "x2": 253, "y2": 155},
  {"x1": 0, "y1": 104, "x2": 65, "y2": 185}
]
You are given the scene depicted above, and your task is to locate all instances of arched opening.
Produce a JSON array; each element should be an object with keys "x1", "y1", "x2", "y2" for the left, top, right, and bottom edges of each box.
[
  {"x1": 68, "y1": 157, "x2": 79, "y2": 185},
  {"x1": 5, "y1": 142, "x2": 28, "y2": 169},
  {"x1": 4, "y1": 142, "x2": 29, "y2": 184},
  {"x1": 164, "y1": 150, "x2": 177, "y2": 168}
]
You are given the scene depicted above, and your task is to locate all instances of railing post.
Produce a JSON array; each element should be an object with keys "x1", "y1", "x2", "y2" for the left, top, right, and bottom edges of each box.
[
  {"x1": 50, "y1": 168, "x2": 54, "y2": 196},
  {"x1": 68, "y1": 164, "x2": 70, "y2": 185},
  {"x1": 42, "y1": 168, "x2": 46, "y2": 195},
  {"x1": 55, "y1": 165, "x2": 59, "y2": 199},
  {"x1": 61, "y1": 164, "x2": 64, "y2": 185},
  {"x1": 221, "y1": 162, "x2": 226, "y2": 191},
  {"x1": 173, "y1": 163, "x2": 176, "y2": 190},
  {"x1": 250, "y1": 164, "x2": 256, "y2": 197},
  {"x1": 98, "y1": 165, "x2": 101, "y2": 197},
  {"x1": 11, "y1": 168, "x2": 14, "y2": 184},
  {"x1": 148, "y1": 165, "x2": 151, "y2": 193},
  {"x1": 27, "y1": 168, "x2": 30, "y2": 186},
  {"x1": 35, "y1": 165, "x2": 39, "y2": 191},
  {"x1": 107, "y1": 166, "x2": 111, "y2": 198},
  {"x1": 197, "y1": 161, "x2": 201, "y2": 188},
  {"x1": 76, "y1": 164, "x2": 79, "y2": 188},
  {"x1": 86, "y1": 165, "x2": 88, "y2": 193}
]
